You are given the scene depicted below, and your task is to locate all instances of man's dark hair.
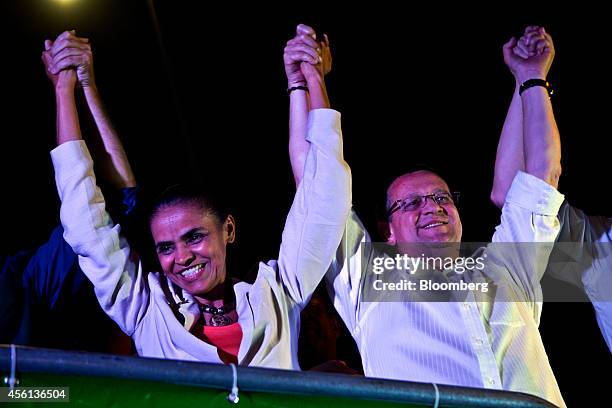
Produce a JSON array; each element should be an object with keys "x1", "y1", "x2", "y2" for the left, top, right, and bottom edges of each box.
[{"x1": 382, "y1": 164, "x2": 458, "y2": 221}]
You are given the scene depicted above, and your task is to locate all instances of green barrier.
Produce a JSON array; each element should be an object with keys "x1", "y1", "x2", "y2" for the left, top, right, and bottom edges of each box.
[
  {"x1": 4, "y1": 372, "x2": 414, "y2": 408},
  {"x1": 1, "y1": 345, "x2": 557, "y2": 407}
]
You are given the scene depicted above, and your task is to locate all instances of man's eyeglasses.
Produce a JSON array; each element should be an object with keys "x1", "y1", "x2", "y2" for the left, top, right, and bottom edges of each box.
[{"x1": 387, "y1": 191, "x2": 460, "y2": 216}]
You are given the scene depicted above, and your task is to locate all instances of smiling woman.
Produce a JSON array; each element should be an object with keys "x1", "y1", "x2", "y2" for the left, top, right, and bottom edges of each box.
[
  {"x1": 149, "y1": 186, "x2": 234, "y2": 304},
  {"x1": 48, "y1": 28, "x2": 351, "y2": 368}
]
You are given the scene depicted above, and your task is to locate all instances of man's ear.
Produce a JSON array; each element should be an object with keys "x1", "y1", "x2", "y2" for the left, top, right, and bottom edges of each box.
[
  {"x1": 379, "y1": 220, "x2": 395, "y2": 245},
  {"x1": 225, "y1": 215, "x2": 236, "y2": 244}
]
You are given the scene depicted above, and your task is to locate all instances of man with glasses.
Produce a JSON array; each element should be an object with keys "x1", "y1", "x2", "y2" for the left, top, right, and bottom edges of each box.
[{"x1": 285, "y1": 25, "x2": 565, "y2": 407}]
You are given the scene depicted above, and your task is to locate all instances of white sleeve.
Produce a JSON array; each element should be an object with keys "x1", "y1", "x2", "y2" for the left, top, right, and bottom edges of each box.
[
  {"x1": 325, "y1": 211, "x2": 372, "y2": 334},
  {"x1": 276, "y1": 109, "x2": 351, "y2": 307},
  {"x1": 489, "y1": 171, "x2": 564, "y2": 308},
  {"x1": 51, "y1": 140, "x2": 149, "y2": 336},
  {"x1": 558, "y1": 205, "x2": 612, "y2": 352}
]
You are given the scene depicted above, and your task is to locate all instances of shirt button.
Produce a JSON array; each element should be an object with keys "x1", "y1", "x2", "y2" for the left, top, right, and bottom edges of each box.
[
  {"x1": 486, "y1": 377, "x2": 496, "y2": 386},
  {"x1": 473, "y1": 337, "x2": 484, "y2": 346},
  {"x1": 462, "y1": 303, "x2": 470, "y2": 310}
]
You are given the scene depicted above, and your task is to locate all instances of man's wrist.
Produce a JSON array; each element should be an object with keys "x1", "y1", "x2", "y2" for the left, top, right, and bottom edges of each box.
[
  {"x1": 515, "y1": 72, "x2": 546, "y2": 85},
  {"x1": 519, "y1": 78, "x2": 553, "y2": 97},
  {"x1": 304, "y1": 72, "x2": 325, "y2": 87},
  {"x1": 55, "y1": 84, "x2": 76, "y2": 95},
  {"x1": 82, "y1": 83, "x2": 99, "y2": 96}
]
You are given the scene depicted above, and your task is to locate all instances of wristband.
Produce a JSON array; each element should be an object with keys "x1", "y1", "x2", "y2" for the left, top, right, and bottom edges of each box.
[
  {"x1": 287, "y1": 85, "x2": 308, "y2": 95},
  {"x1": 519, "y1": 79, "x2": 553, "y2": 97}
]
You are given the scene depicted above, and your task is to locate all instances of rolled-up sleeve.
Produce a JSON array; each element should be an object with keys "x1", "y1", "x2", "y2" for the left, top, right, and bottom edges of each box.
[
  {"x1": 277, "y1": 109, "x2": 352, "y2": 306},
  {"x1": 51, "y1": 140, "x2": 149, "y2": 336},
  {"x1": 490, "y1": 171, "x2": 565, "y2": 307}
]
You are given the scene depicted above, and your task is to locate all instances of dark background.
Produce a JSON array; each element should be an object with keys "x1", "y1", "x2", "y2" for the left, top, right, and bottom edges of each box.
[{"x1": 1, "y1": 1, "x2": 610, "y2": 405}]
